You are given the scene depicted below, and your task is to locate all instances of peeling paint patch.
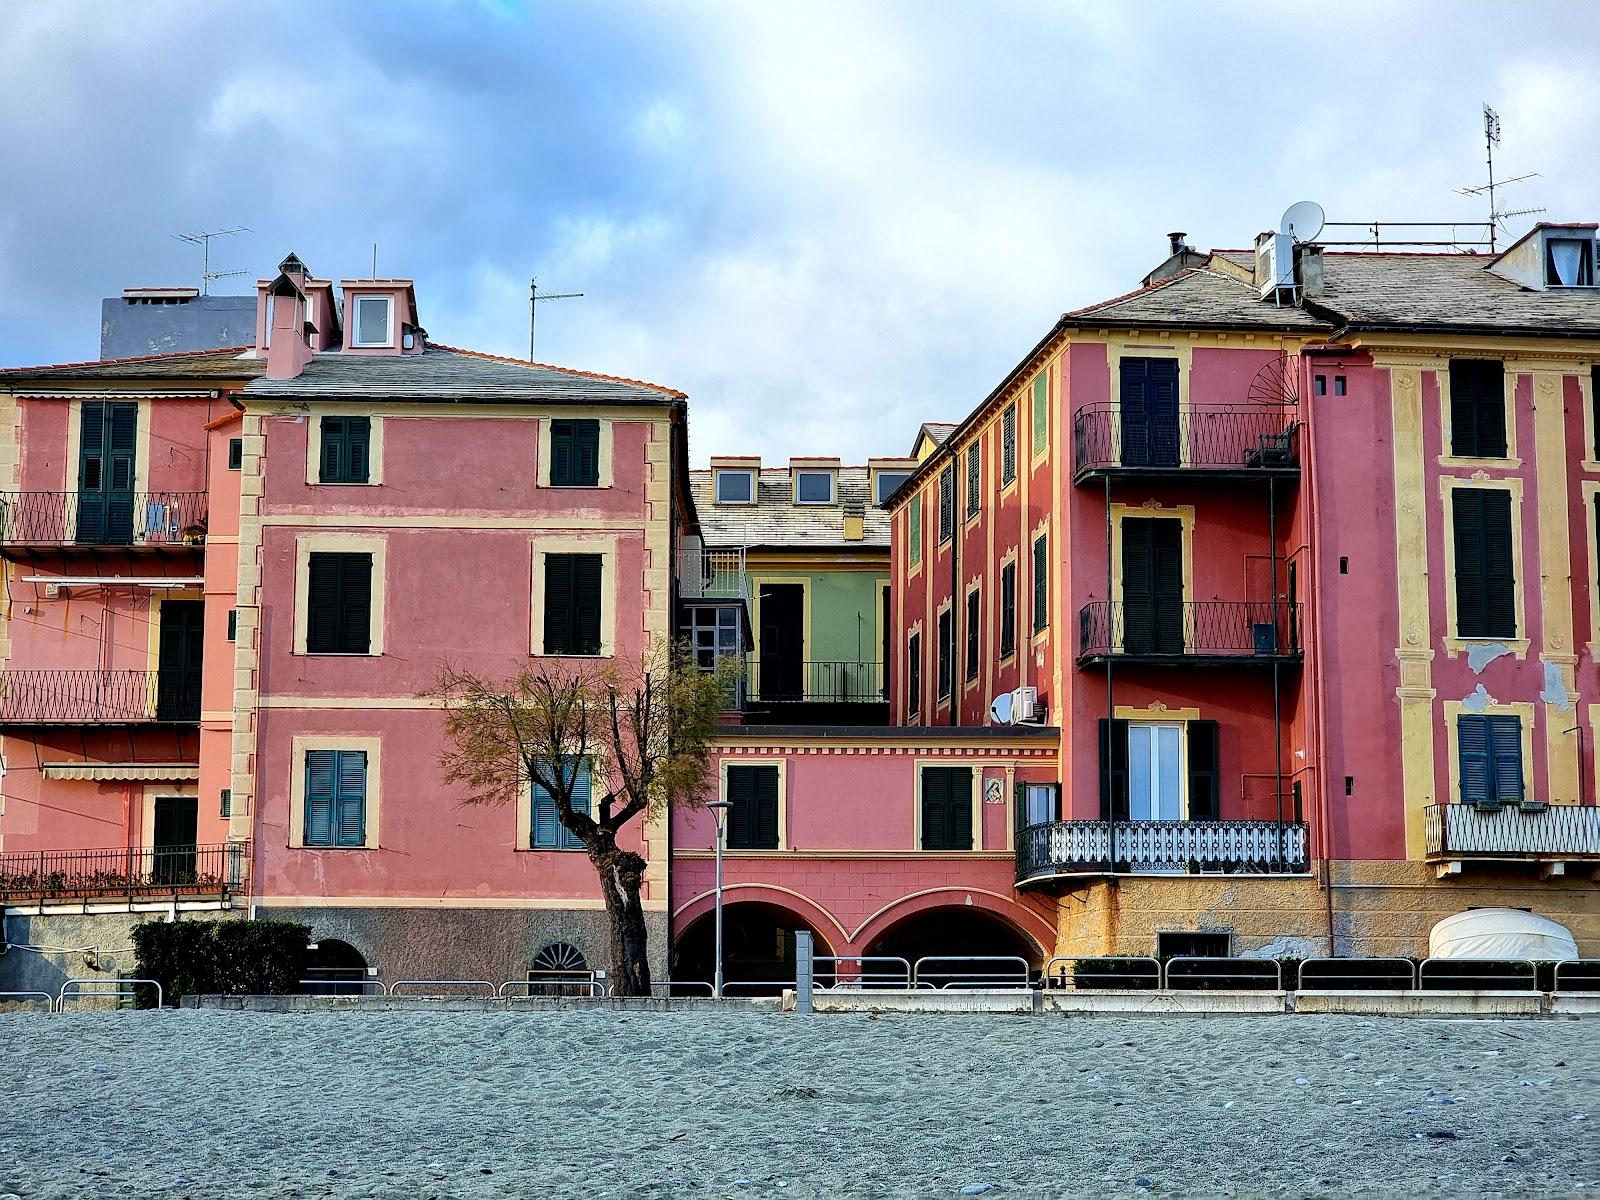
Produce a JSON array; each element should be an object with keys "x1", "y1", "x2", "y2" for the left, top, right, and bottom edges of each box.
[
  {"x1": 1466, "y1": 642, "x2": 1511, "y2": 672},
  {"x1": 1541, "y1": 660, "x2": 1574, "y2": 712},
  {"x1": 1240, "y1": 936, "x2": 1321, "y2": 960},
  {"x1": 1461, "y1": 684, "x2": 1493, "y2": 713}
]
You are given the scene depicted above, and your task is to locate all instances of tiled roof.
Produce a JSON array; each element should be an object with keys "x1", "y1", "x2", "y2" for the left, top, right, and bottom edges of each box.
[
  {"x1": 917, "y1": 422, "x2": 959, "y2": 448},
  {"x1": 1065, "y1": 268, "x2": 1331, "y2": 331},
  {"x1": 0, "y1": 346, "x2": 262, "y2": 382},
  {"x1": 244, "y1": 344, "x2": 686, "y2": 403},
  {"x1": 689, "y1": 466, "x2": 890, "y2": 551}
]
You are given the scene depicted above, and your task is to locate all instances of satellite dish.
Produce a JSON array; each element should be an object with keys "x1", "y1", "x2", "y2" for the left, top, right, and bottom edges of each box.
[
  {"x1": 1280, "y1": 200, "x2": 1325, "y2": 244},
  {"x1": 988, "y1": 693, "x2": 1013, "y2": 725}
]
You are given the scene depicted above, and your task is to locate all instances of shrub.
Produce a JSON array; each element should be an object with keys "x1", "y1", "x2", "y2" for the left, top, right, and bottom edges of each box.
[
  {"x1": 132, "y1": 918, "x2": 310, "y2": 1007},
  {"x1": 1069, "y1": 957, "x2": 1161, "y2": 991}
]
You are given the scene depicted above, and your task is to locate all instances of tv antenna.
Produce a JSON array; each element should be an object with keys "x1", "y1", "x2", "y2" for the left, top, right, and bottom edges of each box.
[
  {"x1": 529, "y1": 276, "x2": 583, "y2": 361},
  {"x1": 172, "y1": 226, "x2": 251, "y2": 294},
  {"x1": 1456, "y1": 104, "x2": 1543, "y2": 252}
]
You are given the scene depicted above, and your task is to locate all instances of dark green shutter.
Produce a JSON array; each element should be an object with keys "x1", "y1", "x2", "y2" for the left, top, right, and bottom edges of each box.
[
  {"x1": 307, "y1": 552, "x2": 371, "y2": 654},
  {"x1": 1120, "y1": 358, "x2": 1180, "y2": 467},
  {"x1": 965, "y1": 589, "x2": 979, "y2": 680},
  {"x1": 544, "y1": 555, "x2": 574, "y2": 655},
  {"x1": 335, "y1": 751, "x2": 367, "y2": 846},
  {"x1": 946, "y1": 768, "x2": 972, "y2": 849},
  {"x1": 1452, "y1": 489, "x2": 1514, "y2": 638},
  {"x1": 1032, "y1": 534, "x2": 1048, "y2": 631},
  {"x1": 1458, "y1": 716, "x2": 1491, "y2": 805},
  {"x1": 727, "y1": 766, "x2": 778, "y2": 850},
  {"x1": 921, "y1": 768, "x2": 948, "y2": 849},
  {"x1": 1186, "y1": 720, "x2": 1220, "y2": 819},
  {"x1": 228, "y1": 437, "x2": 243, "y2": 470},
  {"x1": 339, "y1": 553, "x2": 372, "y2": 654},
  {"x1": 573, "y1": 554, "x2": 603, "y2": 655},
  {"x1": 937, "y1": 609, "x2": 951, "y2": 697},
  {"x1": 304, "y1": 750, "x2": 337, "y2": 845},
  {"x1": 320, "y1": 416, "x2": 371, "y2": 483},
  {"x1": 1487, "y1": 716, "x2": 1524, "y2": 804},
  {"x1": 550, "y1": 420, "x2": 600, "y2": 486},
  {"x1": 907, "y1": 633, "x2": 921, "y2": 716},
  {"x1": 1449, "y1": 360, "x2": 1506, "y2": 458},
  {"x1": 966, "y1": 445, "x2": 980, "y2": 516},
  {"x1": 1000, "y1": 563, "x2": 1016, "y2": 657},
  {"x1": 306, "y1": 554, "x2": 340, "y2": 653},
  {"x1": 1098, "y1": 718, "x2": 1129, "y2": 820},
  {"x1": 1123, "y1": 518, "x2": 1183, "y2": 653},
  {"x1": 320, "y1": 416, "x2": 345, "y2": 482},
  {"x1": 545, "y1": 554, "x2": 603, "y2": 654}
]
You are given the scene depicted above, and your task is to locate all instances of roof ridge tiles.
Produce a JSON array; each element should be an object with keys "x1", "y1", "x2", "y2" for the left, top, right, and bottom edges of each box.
[{"x1": 427, "y1": 343, "x2": 687, "y2": 399}]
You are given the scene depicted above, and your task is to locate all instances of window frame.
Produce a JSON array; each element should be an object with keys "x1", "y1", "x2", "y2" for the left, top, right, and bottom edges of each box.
[
  {"x1": 227, "y1": 437, "x2": 242, "y2": 471},
  {"x1": 317, "y1": 414, "x2": 373, "y2": 484},
  {"x1": 999, "y1": 559, "x2": 1017, "y2": 659},
  {"x1": 874, "y1": 470, "x2": 911, "y2": 506},
  {"x1": 1544, "y1": 236, "x2": 1596, "y2": 288},
  {"x1": 289, "y1": 735, "x2": 381, "y2": 849},
  {"x1": 793, "y1": 470, "x2": 836, "y2": 505},
  {"x1": 723, "y1": 761, "x2": 783, "y2": 851},
  {"x1": 296, "y1": 536, "x2": 385, "y2": 657},
  {"x1": 714, "y1": 469, "x2": 755, "y2": 504},
  {"x1": 526, "y1": 755, "x2": 593, "y2": 850},
  {"x1": 546, "y1": 418, "x2": 603, "y2": 488},
  {"x1": 917, "y1": 764, "x2": 976, "y2": 851},
  {"x1": 351, "y1": 295, "x2": 394, "y2": 348}
]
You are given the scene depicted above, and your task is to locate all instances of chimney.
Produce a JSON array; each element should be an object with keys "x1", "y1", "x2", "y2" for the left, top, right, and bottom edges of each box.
[
  {"x1": 1167, "y1": 231, "x2": 1188, "y2": 257},
  {"x1": 1295, "y1": 243, "x2": 1325, "y2": 298},
  {"x1": 264, "y1": 252, "x2": 314, "y2": 380},
  {"x1": 842, "y1": 500, "x2": 865, "y2": 542}
]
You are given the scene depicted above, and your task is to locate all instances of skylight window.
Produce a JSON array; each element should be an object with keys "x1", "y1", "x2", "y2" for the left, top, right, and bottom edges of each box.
[
  {"x1": 795, "y1": 471, "x2": 835, "y2": 504},
  {"x1": 874, "y1": 471, "x2": 910, "y2": 505},
  {"x1": 715, "y1": 470, "x2": 754, "y2": 504}
]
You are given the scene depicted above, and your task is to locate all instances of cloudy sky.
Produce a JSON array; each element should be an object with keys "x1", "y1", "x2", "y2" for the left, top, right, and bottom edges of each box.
[{"x1": 2, "y1": 1, "x2": 1595, "y2": 463}]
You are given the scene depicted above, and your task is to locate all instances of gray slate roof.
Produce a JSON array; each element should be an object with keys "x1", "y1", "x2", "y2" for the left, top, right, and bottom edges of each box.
[
  {"x1": 689, "y1": 466, "x2": 890, "y2": 551},
  {"x1": 1065, "y1": 268, "x2": 1331, "y2": 331},
  {"x1": 244, "y1": 344, "x2": 685, "y2": 403},
  {"x1": 0, "y1": 347, "x2": 263, "y2": 383},
  {"x1": 913, "y1": 422, "x2": 959, "y2": 453}
]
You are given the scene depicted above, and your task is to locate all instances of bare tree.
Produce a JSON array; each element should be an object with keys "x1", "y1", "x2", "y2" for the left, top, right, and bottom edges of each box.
[{"x1": 430, "y1": 646, "x2": 736, "y2": 996}]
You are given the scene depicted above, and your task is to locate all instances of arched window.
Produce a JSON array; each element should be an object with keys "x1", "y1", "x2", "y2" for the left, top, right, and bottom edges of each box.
[{"x1": 528, "y1": 943, "x2": 590, "y2": 996}]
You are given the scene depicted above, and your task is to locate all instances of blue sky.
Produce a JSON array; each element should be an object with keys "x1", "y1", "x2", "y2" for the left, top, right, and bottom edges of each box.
[{"x1": 2, "y1": 1, "x2": 1596, "y2": 464}]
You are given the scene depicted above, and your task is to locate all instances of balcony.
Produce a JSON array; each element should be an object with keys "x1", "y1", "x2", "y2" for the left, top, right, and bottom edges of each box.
[
  {"x1": 1072, "y1": 406, "x2": 1299, "y2": 484},
  {"x1": 1425, "y1": 803, "x2": 1600, "y2": 874},
  {"x1": 1016, "y1": 819, "x2": 1310, "y2": 883},
  {"x1": 0, "y1": 843, "x2": 245, "y2": 905},
  {"x1": 0, "y1": 491, "x2": 208, "y2": 555},
  {"x1": 745, "y1": 659, "x2": 885, "y2": 706},
  {"x1": 676, "y1": 546, "x2": 748, "y2": 601},
  {"x1": 0, "y1": 669, "x2": 201, "y2": 727},
  {"x1": 1077, "y1": 601, "x2": 1301, "y2": 667}
]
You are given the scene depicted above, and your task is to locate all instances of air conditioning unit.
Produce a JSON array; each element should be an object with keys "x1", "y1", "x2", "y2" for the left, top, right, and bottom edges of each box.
[{"x1": 1010, "y1": 686, "x2": 1039, "y2": 724}]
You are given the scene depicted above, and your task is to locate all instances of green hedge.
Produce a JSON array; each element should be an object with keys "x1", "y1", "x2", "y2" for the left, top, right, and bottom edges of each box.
[{"x1": 131, "y1": 918, "x2": 310, "y2": 1007}]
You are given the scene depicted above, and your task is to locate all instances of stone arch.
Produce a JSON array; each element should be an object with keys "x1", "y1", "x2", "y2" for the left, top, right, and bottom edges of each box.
[
  {"x1": 672, "y1": 890, "x2": 842, "y2": 995},
  {"x1": 851, "y1": 887, "x2": 1053, "y2": 968}
]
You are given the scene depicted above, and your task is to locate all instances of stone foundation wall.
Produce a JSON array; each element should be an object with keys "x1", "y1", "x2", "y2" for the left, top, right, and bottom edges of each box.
[{"x1": 0, "y1": 907, "x2": 238, "y2": 1003}]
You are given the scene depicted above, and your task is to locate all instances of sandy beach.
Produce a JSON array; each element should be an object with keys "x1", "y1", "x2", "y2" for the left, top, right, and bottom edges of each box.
[{"x1": 0, "y1": 1009, "x2": 1594, "y2": 1199}]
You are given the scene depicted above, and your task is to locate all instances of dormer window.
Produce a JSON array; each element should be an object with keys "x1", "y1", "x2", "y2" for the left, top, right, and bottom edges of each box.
[
  {"x1": 1546, "y1": 237, "x2": 1596, "y2": 288},
  {"x1": 794, "y1": 470, "x2": 835, "y2": 505},
  {"x1": 353, "y1": 296, "x2": 393, "y2": 347},
  {"x1": 715, "y1": 470, "x2": 755, "y2": 504},
  {"x1": 875, "y1": 471, "x2": 911, "y2": 506}
]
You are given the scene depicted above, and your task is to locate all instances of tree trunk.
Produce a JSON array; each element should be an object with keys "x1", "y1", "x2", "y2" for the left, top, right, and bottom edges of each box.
[{"x1": 592, "y1": 841, "x2": 652, "y2": 997}]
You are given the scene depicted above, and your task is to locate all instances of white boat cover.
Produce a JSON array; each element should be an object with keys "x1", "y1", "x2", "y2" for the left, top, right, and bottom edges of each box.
[{"x1": 1428, "y1": 908, "x2": 1578, "y2": 960}]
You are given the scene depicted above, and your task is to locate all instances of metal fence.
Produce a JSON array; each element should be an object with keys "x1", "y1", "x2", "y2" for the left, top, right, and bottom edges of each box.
[
  {"x1": 0, "y1": 490, "x2": 208, "y2": 547},
  {"x1": 0, "y1": 668, "x2": 202, "y2": 725},
  {"x1": 1016, "y1": 819, "x2": 1310, "y2": 880},
  {"x1": 1424, "y1": 803, "x2": 1600, "y2": 859},
  {"x1": 1073, "y1": 407, "x2": 1299, "y2": 475},
  {"x1": 0, "y1": 842, "x2": 244, "y2": 903},
  {"x1": 676, "y1": 547, "x2": 748, "y2": 600},
  {"x1": 745, "y1": 659, "x2": 885, "y2": 705},
  {"x1": 1078, "y1": 600, "x2": 1301, "y2": 660}
]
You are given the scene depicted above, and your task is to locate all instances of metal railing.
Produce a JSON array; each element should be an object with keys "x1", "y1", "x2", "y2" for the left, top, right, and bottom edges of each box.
[
  {"x1": 1073, "y1": 406, "x2": 1299, "y2": 476},
  {"x1": 745, "y1": 659, "x2": 886, "y2": 705},
  {"x1": 0, "y1": 991, "x2": 55, "y2": 1011},
  {"x1": 299, "y1": 976, "x2": 384, "y2": 996},
  {"x1": 57, "y1": 977, "x2": 164, "y2": 1010},
  {"x1": 0, "y1": 843, "x2": 245, "y2": 903},
  {"x1": 1078, "y1": 600, "x2": 1301, "y2": 661},
  {"x1": 1298, "y1": 957, "x2": 1418, "y2": 990},
  {"x1": 0, "y1": 668, "x2": 201, "y2": 725},
  {"x1": 386, "y1": 979, "x2": 496, "y2": 997},
  {"x1": 911, "y1": 956, "x2": 1031, "y2": 989},
  {"x1": 503, "y1": 971, "x2": 606, "y2": 998},
  {"x1": 677, "y1": 546, "x2": 748, "y2": 600},
  {"x1": 1418, "y1": 958, "x2": 1539, "y2": 991},
  {"x1": 1016, "y1": 819, "x2": 1309, "y2": 881},
  {"x1": 1553, "y1": 960, "x2": 1600, "y2": 991},
  {"x1": 0, "y1": 490, "x2": 208, "y2": 548},
  {"x1": 1041, "y1": 956, "x2": 1162, "y2": 991},
  {"x1": 1164, "y1": 955, "x2": 1282, "y2": 990},
  {"x1": 815, "y1": 956, "x2": 913, "y2": 990},
  {"x1": 1424, "y1": 803, "x2": 1600, "y2": 859}
]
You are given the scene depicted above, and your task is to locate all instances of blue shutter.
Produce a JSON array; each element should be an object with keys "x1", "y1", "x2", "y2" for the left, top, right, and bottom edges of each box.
[
  {"x1": 533, "y1": 756, "x2": 589, "y2": 849},
  {"x1": 1457, "y1": 716, "x2": 1491, "y2": 806},
  {"x1": 335, "y1": 750, "x2": 367, "y2": 846},
  {"x1": 564, "y1": 759, "x2": 591, "y2": 849},
  {"x1": 305, "y1": 750, "x2": 337, "y2": 846},
  {"x1": 1487, "y1": 716, "x2": 1524, "y2": 804}
]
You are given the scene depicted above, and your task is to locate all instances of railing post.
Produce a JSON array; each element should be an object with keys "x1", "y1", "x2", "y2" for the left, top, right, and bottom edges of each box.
[{"x1": 794, "y1": 930, "x2": 814, "y2": 1014}]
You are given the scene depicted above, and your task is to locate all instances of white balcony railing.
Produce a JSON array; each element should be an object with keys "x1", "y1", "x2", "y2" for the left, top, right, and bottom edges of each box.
[
  {"x1": 1017, "y1": 819, "x2": 1309, "y2": 881},
  {"x1": 1425, "y1": 803, "x2": 1600, "y2": 859},
  {"x1": 677, "y1": 546, "x2": 747, "y2": 600}
]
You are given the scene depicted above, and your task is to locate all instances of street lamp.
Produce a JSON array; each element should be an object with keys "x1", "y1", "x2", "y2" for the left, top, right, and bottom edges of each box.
[{"x1": 705, "y1": 798, "x2": 731, "y2": 999}]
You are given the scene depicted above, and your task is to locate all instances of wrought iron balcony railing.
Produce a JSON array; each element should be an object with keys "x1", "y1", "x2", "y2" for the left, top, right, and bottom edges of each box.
[
  {"x1": 746, "y1": 659, "x2": 886, "y2": 705},
  {"x1": 677, "y1": 546, "x2": 748, "y2": 600},
  {"x1": 0, "y1": 843, "x2": 245, "y2": 904},
  {"x1": 0, "y1": 669, "x2": 201, "y2": 725},
  {"x1": 1424, "y1": 803, "x2": 1600, "y2": 860},
  {"x1": 0, "y1": 491, "x2": 208, "y2": 549},
  {"x1": 1072, "y1": 406, "x2": 1299, "y2": 480},
  {"x1": 1078, "y1": 600, "x2": 1301, "y2": 664},
  {"x1": 1016, "y1": 819, "x2": 1310, "y2": 882}
]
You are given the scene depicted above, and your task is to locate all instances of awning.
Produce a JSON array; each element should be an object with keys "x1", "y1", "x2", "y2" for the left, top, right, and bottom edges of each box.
[{"x1": 41, "y1": 763, "x2": 201, "y2": 782}]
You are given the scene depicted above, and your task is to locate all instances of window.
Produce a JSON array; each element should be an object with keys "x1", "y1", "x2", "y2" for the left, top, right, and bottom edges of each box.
[
  {"x1": 549, "y1": 419, "x2": 600, "y2": 487},
  {"x1": 683, "y1": 605, "x2": 742, "y2": 672},
  {"x1": 1451, "y1": 488, "x2": 1516, "y2": 638},
  {"x1": 999, "y1": 561, "x2": 1016, "y2": 658},
  {"x1": 543, "y1": 553, "x2": 604, "y2": 655},
  {"x1": 227, "y1": 437, "x2": 242, "y2": 470},
  {"x1": 726, "y1": 764, "x2": 779, "y2": 850},
  {"x1": 1314, "y1": 375, "x2": 1327, "y2": 397},
  {"x1": 1032, "y1": 533, "x2": 1048, "y2": 633},
  {"x1": 319, "y1": 415, "x2": 371, "y2": 483},
  {"x1": 1157, "y1": 931, "x2": 1229, "y2": 961},
  {"x1": 353, "y1": 296, "x2": 392, "y2": 347},
  {"x1": 1545, "y1": 236, "x2": 1596, "y2": 287},
  {"x1": 1020, "y1": 782, "x2": 1059, "y2": 828},
  {"x1": 1031, "y1": 372, "x2": 1047, "y2": 453},
  {"x1": 920, "y1": 767, "x2": 972, "y2": 850},
  {"x1": 715, "y1": 470, "x2": 754, "y2": 504},
  {"x1": 227, "y1": 609, "x2": 237, "y2": 642},
  {"x1": 219, "y1": 788, "x2": 232, "y2": 818},
  {"x1": 795, "y1": 471, "x2": 834, "y2": 504},
  {"x1": 907, "y1": 632, "x2": 921, "y2": 716},
  {"x1": 964, "y1": 589, "x2": 979, "y2": 681},
  {"x1": 908, "y1": 495, "x2": 922, "y2": 566},
  {"x1": 965, "y1": 445, "x2": 980, "y2": 518},
  {"x1": 531, "y1": 756, "x2": 591, "y2": 850},
  {"x1": 1593, "y1": 367, "x2": 1600, "y2": 460},
  {"x1": 1098, "y1": 718, "x2": 1219, "y2": 821},
  {"x1": 875, "y1": 471, "x2": 910, "y2": 505},
  {"x1": 1001, "y1": 405, "x2": 1017, "y2": 485},
  {"x1": 1334, "y1": 375, "x2": 1347, "y2": 396},
  {"x1": 1448, "y1": 360, "x2": 1507, "y2": 459},
  {"x1": 936, "y1": 609, "x2": 952, "y2": 699},
  {"x1": 937, "y1": 465, "x2": 954, "y2": 543},
  {"x1": 306, "y1": 552, "x2": 372, "y2": 654},
  {"x1": 303, "y1": 749, "x2": 367, "y2": 848},
  {"x1": 1458, "y1": 714, "x2": 1524, "y2": 807}
]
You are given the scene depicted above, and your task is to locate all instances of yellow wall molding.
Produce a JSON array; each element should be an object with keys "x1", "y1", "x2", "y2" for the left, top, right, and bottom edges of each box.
[{"x1": 1390, "y1": 364, "x2": 1437, "y2": 857}]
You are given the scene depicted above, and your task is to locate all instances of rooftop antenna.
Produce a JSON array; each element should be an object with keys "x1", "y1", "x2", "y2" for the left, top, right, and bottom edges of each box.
[
  {"x1": 172, "y1": 226, "x2": 251, "y2": 294},
  {"x1": 1456, "y1": 104, "x2": 1543, "y2": 252},
  {"x1": 529, "y1": 276, "x2": 583, "y2": 362}
]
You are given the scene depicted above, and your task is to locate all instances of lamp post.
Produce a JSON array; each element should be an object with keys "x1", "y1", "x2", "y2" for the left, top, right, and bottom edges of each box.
[{"x1": 705, "y1": 798, "x2": 731, "y2": 999}]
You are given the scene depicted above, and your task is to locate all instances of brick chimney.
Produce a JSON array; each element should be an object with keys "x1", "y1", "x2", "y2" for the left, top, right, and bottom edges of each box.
[{"x1": 261, "y1": 253, "x2": 315, "y2": 380}]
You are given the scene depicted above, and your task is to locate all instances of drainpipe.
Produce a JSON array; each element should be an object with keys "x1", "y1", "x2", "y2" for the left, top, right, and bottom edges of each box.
[
  {"x1": 1301, "y1": 360, "x2": 1337, "y2": 956},
  {"x1": 949, "y1": 470, "x2": 959, "y2": 728},
  {"x1": 1271, "y1": 476, "x2": 1284, "y2": 868},
  {"x1": 1104, "y1": 473, "x2": 1115, "y2": 879}
]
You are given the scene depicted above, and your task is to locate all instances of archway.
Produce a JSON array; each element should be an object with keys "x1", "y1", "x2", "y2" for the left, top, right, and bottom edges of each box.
[
  {"x1": 301, "y1": 938, "x2": 370, "y2": 995},
  {"x1": 864, "y1": 905, "x2": 1042, "y2": 986},
  {"x1": 673, "y1": 901, "x2": 835, "y2": 996}
]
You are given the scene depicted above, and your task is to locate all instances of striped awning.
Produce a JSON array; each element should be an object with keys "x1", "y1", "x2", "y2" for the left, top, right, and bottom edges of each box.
[{"x1": 41, "y1": 763, "x2": 200, "y2": 782}]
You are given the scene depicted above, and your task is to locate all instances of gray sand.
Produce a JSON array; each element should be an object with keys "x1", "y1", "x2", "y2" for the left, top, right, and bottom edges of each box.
[{"x1": 0, "y1": 1010, "x2": 1595, "y2": 1198}]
